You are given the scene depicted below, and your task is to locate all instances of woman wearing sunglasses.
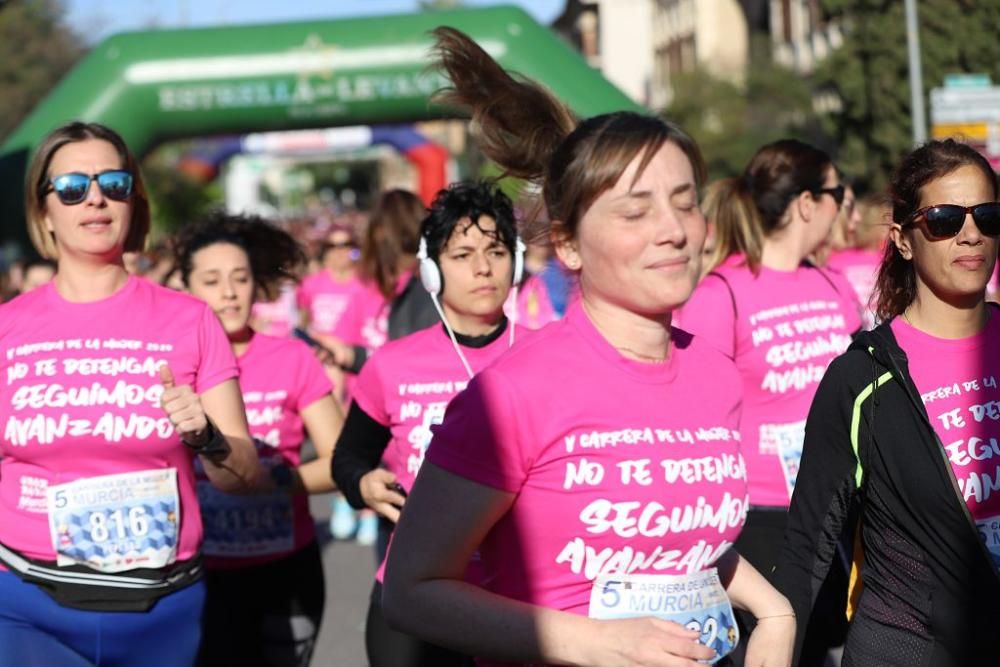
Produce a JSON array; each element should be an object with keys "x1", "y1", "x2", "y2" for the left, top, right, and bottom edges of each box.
[
  {"x1": 0, "y1": 122, "x2": 260, "y2": 666},
  {"x1": 776, "y1": 139, "x2": 1000, "y2": 663},
  {"x1": 679, "y1": 139, "x2": 861, "y2": 662},
  {"x1": 297, "y1": 225, "x2": 362, "y2": 347}
]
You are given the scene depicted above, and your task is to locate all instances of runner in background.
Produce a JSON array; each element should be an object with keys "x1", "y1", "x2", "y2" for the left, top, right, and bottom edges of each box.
[
  {"x1": 777, "y1": 138, "x2": 1000, "y2": 663},
  {"x1": 825, "y1": 189, "x2": 892, "y2": 329},
  {"x1": 333, "y1": 180, "x2": 522, "y2": 667},
  {"x1": 250, "y1": 282, "x2": 299, "y2": 339},
  {"x1": 0, "y1": 121, "x2": 260, "y2": 666},
  {"x1": 503, "y1": 239, "x2": 560, "y2": 330},
  {"x1": 679, "y1": 139, "x2": 861, "y2": 664},
  {"x1": 297, "y1": 224, "x2": 362, "y2": 349},
  {"x1": 381, "y1": 27, "x2": 794, "y2": 667},
  {"x1": 174, "y1": 212, "x2": 343, "y2": 667},
  {"x1": 312, "y1": 190, "x2": 438, "y2": 550}
]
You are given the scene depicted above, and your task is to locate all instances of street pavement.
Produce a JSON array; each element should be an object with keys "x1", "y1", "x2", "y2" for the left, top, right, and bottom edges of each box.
[{"x1": 309, "y1": 493, "x2": 376, "y2": 667}]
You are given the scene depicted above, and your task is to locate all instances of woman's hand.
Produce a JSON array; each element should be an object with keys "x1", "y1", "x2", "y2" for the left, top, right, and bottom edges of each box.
[
  {"x1": 584, "y1": 616, "x2": 717, "y2": 667},
  {"x1": 309, "y1": 330, "x2": 355, "y2": 368},
  {"x1": 359, "y1": 469, "x2": 407, "y2": 522},
  {"x1": 744, "y1": 615, "x2": 795, "y2": 667},
  {"x1": 159, "y1": 365, "x2": 209, "y2": 445}
]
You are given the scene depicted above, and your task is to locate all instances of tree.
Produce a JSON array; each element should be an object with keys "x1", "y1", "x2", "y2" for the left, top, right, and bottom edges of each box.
[
  {"x1": 0, "y1": 0, "x2": 84, "y2": 142},
  {"x1": 817, "y1": 0, "x2": 1000, "y2": 190},
  {"x1": 142, "y1": 143, "x2": 224, "y2": 239},
  {"x1": 665, "y1": 42, "x2": 825, "y2": 182}
]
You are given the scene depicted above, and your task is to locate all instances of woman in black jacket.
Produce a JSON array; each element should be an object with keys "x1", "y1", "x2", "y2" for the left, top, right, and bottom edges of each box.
[{"x1": 775, "y1": 139, "x2": 1000, "y2": 665}]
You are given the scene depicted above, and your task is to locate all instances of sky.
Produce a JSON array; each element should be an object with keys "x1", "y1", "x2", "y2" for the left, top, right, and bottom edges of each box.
[{"x1": 66, "y1": 0, "x2": 566, "y2": 44}]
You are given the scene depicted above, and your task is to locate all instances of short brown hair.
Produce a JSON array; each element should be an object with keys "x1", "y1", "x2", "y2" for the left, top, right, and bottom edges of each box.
[{"x1": 25, "y1": 121, "x2": 150, "y2": 259}]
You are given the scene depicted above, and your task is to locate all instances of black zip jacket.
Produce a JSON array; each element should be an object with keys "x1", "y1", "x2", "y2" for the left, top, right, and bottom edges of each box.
[{"x1": 774, "y1": 320, "x2": 1000, "y2": 666}]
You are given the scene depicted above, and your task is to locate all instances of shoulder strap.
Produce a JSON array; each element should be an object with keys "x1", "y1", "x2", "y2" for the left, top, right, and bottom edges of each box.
[
  {"x1": 813, "y1": 264, "x2": 848, "y2": 301},
  {"x1": 706, "y1": 271, "x2": 738, "y2": 354}
]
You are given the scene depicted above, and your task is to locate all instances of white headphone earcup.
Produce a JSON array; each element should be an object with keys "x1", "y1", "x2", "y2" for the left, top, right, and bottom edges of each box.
[
  {"x1": 512, "y1": 237, "x2": 526, "y2": 285},
  {"x1": 418, "y1": 237, "x2": 442, "y2": 296}
]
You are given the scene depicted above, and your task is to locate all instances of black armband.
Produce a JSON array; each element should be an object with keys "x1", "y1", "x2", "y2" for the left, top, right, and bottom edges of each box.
[{"x1": 183, "y1": 420, "x2": 230, "y2": 460}]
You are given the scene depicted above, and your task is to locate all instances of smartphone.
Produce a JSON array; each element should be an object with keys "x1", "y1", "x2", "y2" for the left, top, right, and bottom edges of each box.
[{"x1": 389, "y1": 482, "x2": 408, "y2": 498}]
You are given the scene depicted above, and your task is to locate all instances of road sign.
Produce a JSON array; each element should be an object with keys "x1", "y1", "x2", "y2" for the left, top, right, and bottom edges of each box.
[
  {"x1": 931, "y1": 122, "x2": 990, "y2": 141},
  {"x1": 931, "y1": 86, "x2": 1000, "y2": 124},
  {"x1": 944, "y1": 73, "x2": 992, "y2": 89}
]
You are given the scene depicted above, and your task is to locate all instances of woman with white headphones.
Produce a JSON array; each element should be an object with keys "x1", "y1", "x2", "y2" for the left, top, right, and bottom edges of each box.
[{"x1": 331, "y1": 180, "x2": 524, "y2": 667}]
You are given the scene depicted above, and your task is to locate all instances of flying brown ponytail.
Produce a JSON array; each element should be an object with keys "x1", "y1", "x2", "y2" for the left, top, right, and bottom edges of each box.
[
  {"x1": 431, "y1": 26, "x2": 576, "y2": 183},
  {"x1": 430, "y1": 27, "x2": 704, "y2": 246}
]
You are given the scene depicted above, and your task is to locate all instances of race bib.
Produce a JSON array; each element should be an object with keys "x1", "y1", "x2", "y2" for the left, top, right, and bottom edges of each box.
[
  {"x1": 588, "y1": 569, "x2": 738, "y2": 664},
  {"x1": 976, "y1": 515, "x2": 1000, "y2": 570},
  {"x1": 197, "y1": 481, "x2": 294, "y2": 557},
  {"x1": 47, "y1": 469, "x2": 180, "y2": 573},
  {"x1": 760, "y1": 420, "x2": 806, "y2": 500}
]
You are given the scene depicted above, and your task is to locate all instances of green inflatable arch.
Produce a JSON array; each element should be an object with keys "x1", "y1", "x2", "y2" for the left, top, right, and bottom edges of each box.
[{"x1": 0, "y1": 5, "x2": 641, "y2": 247}]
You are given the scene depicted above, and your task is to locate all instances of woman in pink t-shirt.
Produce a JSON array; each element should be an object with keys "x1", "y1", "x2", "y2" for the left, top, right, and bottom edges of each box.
[
  {"x1": 680, "y1": 140, "x2": 861, "y2": 663},
  {"x1": 333, "y1": 180, "x2": 525, "y2": 667},
  {"x1": 174, "y1": 212, "x2": 343, "y2": 667},
  {"x1": 776, "y1": 140, "x2": 1000, "y2": 662},
  {"x1": 296, "y1": 224, "x2": 362, "y2": 338},
  {"x1": 0, "y1": 122, "x2": 260, "y2": 666},
  {"x1": 379, "y1": 28, "x2": 795, "y2": 667},
  {"x1": 825, "y1": 192, "x2": 892, "y2": 329}
]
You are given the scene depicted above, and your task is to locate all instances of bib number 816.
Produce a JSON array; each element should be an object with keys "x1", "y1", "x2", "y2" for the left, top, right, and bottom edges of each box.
[{"x1": 88, "y1": 507, "x2": 150, "y2": 543}]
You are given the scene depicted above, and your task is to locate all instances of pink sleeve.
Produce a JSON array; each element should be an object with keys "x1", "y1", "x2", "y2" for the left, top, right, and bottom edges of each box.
[
  {"x1": 296, "y1": 281, "x2": 311, "y2": 311},
  {"x1": 351, "y1": 353, "x2": 390, "y2": 425},
  {"x1": 678, "y1": 274, "x2": 738, "y2": 358},
  {"x1": 425, "y1": 369, "x2": 528, "y2": 493},
  {"x1": 194, "y1": 304, "x2": 239, "y2": 394},
  {"x1": 294, "y1": 343, "x2": 334, "y2": 411},
  {"x1": 333, "y1": 296, "x2": 363, "y2": 346}
]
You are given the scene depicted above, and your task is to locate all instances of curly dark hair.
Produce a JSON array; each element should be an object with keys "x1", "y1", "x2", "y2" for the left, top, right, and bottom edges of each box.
[
  {"x1": 421, "y1": 181, "x2": 518, "y2": 262},
  {"x1": 173, "y1": 210, "x2": 306, "y2": 301}
]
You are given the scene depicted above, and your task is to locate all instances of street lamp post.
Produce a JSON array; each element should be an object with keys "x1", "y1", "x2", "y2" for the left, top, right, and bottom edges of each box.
[{"x1": 905, "y1": 0, "x2": 927, "y2": 146}]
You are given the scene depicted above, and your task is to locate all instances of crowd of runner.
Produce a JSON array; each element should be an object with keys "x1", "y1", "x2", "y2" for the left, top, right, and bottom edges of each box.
[{"x1": 1, "y1": 24, "x2": 999, "y2": 667}]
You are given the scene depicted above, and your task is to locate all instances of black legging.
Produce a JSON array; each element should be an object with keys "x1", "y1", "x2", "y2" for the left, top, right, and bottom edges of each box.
[
  {"x1": 198, "y1": 541, "x2": 325, "y2": 667},
  {"x1": 366, "y1": 580, "x2": 473, "y2": 667}
]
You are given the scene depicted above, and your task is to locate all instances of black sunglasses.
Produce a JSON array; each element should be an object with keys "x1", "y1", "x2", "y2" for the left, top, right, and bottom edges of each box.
[
  {"x1": 812, "y1": 185, "x2": 845, "y2": 207},
  {"x1": 903, "y1": 202, "x2": 1000, "y2": 240},
  {"x1": 43, "y1": 170, "x2": 134, "y2": 205}
]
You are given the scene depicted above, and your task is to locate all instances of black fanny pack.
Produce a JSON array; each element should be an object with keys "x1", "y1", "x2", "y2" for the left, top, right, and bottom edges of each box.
[{"x1": 0, "y1": 542, "x2": 202, "y2": 612}]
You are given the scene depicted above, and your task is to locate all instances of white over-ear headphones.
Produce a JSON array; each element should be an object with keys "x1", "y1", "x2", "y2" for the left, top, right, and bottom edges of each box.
[{"x1": 418, "y1": 235, "x2": 526, "y2": 296}]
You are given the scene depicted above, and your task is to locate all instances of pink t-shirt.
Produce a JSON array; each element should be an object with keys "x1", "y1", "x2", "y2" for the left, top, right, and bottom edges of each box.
[
  {"x1": 680, "y1": 256, "x2": 861, "y2": 507},
  {"x1": 297, "y1": 270, "x2": 362, "y2": 336},
  {"x1": 503, "y1": 274, "x2": 559, "y2": 331},
  {"x1": 892, "y1": 309, "x2": 1000, "y2": 568},
  {"x1": 251, "y1": 283, "x2": 298, "y2": 338},
  {"x1": 826, "y1": 248, "x2": 883, "y2": 330},
  {"x1": 424, "y1": 301, "x2": 747, "y2": 631},
  {"x1": 0, "y1": 276, "x2": 237, "y2": 569},
  {"x1": 198, "y1": 332, "x2": 332, "y2": 569},
  {"x1": 353, "y1": 323, "x2": 518, "y2": 582},
  {"x1": 333, "y1": 273, "x2": 414, "y2": 352}
]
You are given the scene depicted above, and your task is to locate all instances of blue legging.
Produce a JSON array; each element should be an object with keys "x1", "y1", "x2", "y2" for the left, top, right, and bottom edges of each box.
[{"x1": 0, "y1": 571, "x2": 204, "y2": 667}]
